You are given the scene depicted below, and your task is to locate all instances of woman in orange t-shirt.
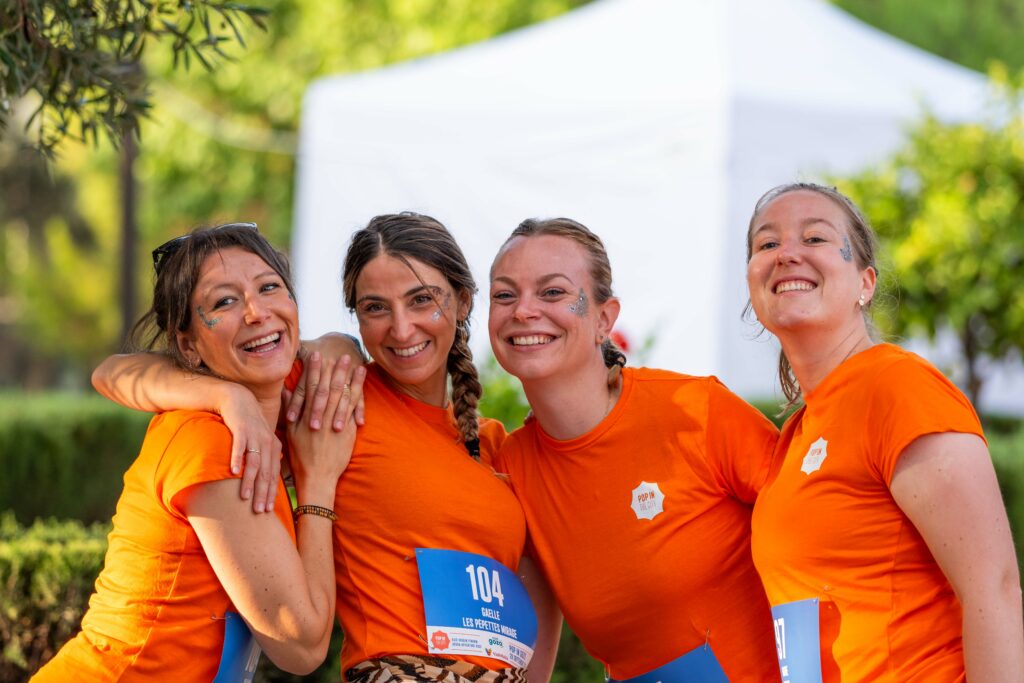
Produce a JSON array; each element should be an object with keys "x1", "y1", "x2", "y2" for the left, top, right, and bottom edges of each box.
[
  {"x1": 745, "y1": 182, "x2": 1023, "y2": 682},
  {"x1": 487, "y1": 218, "x2": 781, "y2": 682},
  {"x1": 33, "y1": 224, "x2": 356, "y2": 681},
  {"x1": 92, "y1": 214, "x2": 555, "y2": 682}
]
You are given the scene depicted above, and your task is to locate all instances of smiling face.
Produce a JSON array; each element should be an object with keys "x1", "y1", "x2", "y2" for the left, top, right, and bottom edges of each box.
[
  {"x1": 489, "y1": 234, "x2": 618, "y2": 384},
  {"x1": 746, "y1": 190, "x2": 876, "y2": 338},
  {"x1": 354, "y1": 253, "x2": 468, "y2": 405},
  {"x1": 176, "y1": 247, "x2": 299, "y2": 399}
]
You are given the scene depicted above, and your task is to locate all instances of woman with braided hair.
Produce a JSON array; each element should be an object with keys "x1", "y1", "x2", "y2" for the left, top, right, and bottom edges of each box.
[
  {"x1": 487, "y1": 218, "x2": 782, "y2": 682},
  {"x1": 92, "y1": 213, "x2": 557, "y2": 683},
  {"x1": 332, "y1": 212, "x2": 553, "y2": 682}
]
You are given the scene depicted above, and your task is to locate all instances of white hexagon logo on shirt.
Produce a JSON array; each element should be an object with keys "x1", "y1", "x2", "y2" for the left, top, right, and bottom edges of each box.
[
  {"x1": 630, "y1": 481, "x2": 665, "y2": 520},
  {"x1": 800, "y1": 437, "x2": 829, "y2": 475}
]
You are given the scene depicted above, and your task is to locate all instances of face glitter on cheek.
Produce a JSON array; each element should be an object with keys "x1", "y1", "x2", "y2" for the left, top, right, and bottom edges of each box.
[
  {"x1": 840, "y1": 236, "x2": 853, "y2": 263},
  {"x1": 196, "y1": 306, "x2": 221, "y2": 329},
  {"x1": 431, "y1": 310, "x2": 442, "y2": 321},
  {"x1": 568, "y1": 289, "x2": 589, "y2": 317}
]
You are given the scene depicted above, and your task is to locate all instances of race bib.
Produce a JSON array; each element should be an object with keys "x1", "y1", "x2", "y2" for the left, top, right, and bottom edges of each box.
[
  {"x1": 771, "y1": 598, "x2": 823, "y2": 683},
  {"x1": 416, "y1": 548, "x2": 538, "y2": 667},
  {"x1": 609, "y1": 644, "x2": 729, "y2": 683},
  {"x1": 212, "y1": 611, "x2": 261, "y2": 683}
]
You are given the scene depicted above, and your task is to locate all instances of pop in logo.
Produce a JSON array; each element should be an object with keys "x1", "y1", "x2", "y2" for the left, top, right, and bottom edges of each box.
[
  {"x1": 430, "y1": 630, "x2": 450, "y2": 650},
  {"x1": 801, "y1": 437, "x2": 828, "y2": 475},
  {"x1": 630, "y1": 481, "x2": 665, "y2": 520}
]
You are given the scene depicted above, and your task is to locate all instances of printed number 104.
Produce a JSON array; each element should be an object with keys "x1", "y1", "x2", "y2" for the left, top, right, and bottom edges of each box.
[{"x1": 465, "y1": 564, "x2": 505, "y2": 607}]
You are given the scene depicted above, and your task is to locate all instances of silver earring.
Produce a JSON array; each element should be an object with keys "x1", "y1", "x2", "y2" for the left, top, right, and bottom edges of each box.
[{"x1": 858, "y1": 294, "x2": 866, "y2": 308}]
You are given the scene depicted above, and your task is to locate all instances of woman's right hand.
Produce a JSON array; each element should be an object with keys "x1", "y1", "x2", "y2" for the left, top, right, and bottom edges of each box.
[{"x1": 287, "y1": 358, "x2": 365, "y2": 490}]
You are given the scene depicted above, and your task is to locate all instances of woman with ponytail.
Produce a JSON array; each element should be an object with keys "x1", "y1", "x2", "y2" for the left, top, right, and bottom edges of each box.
[{"x1": 487, "y1": 218, "x2": 781, "y2": 682}]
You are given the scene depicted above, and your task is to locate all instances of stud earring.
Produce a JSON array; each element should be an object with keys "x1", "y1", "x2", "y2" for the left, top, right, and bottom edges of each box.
[{"x1": 858, "y1": 294, "x2": 866, "y2": 308}]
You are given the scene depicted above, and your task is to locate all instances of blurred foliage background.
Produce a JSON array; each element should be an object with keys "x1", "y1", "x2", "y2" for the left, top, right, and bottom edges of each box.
[{"x1": 3, "y1": 0, "x2": 1024, "y2": 680}]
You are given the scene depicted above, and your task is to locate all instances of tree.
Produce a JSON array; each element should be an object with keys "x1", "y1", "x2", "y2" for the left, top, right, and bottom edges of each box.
[
  {"x1": 839, "y1": 70, "x2": 1024, "y2": 406},
  {"x1": 0, "y1": 0, "x2": 268, "y2": 156},
  {"x1": 831, "y1": 0, "x2": 1024, "y2": 72}
]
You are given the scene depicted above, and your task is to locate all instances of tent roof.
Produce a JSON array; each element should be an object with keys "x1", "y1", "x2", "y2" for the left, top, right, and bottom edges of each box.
[
  {"x1": 292, "y1": 0, "x2": 1006, "y2": 405},
  {"x1": 304, "y1": 0, "x2": 984, "y2": 118}
]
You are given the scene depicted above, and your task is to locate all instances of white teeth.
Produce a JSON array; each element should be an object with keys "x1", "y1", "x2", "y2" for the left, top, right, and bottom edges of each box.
[
  {"x1": 775, "y1": 280, "x2": 816, "y2": 294},
  {"x1": 511, "y1": 335, "x2": 554, "y2": 346},
  {"x1": 393, "y1": 341, "x2": 428, "y2": 357},
  {"x1": 242, "y1": 333, "x2": 280, "y2": 350}
]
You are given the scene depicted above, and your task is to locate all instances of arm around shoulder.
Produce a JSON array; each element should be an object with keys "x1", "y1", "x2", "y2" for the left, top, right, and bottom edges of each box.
[{"x1": 890, "y1": 432, "x2": 1024, "y2": 682}]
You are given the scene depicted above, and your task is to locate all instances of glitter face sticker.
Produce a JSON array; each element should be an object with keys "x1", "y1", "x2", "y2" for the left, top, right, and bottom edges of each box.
[
  {"x1": 840, "y1": 236, "x2": 853, "y2": 263},
  {"x1": 431, "y1": 291, "x2": 452, "y2": 321},
  {"x1": 197, "y1": 306, "x2": 221, "y2": 329},
  {"x1": 568, "y1": 289, "x2": 588, "y2": 317}
]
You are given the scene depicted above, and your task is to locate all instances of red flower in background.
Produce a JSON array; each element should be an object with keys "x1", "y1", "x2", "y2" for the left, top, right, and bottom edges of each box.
[{"x1": 610, "y1": 329, "x2": 631, "y2": 353}]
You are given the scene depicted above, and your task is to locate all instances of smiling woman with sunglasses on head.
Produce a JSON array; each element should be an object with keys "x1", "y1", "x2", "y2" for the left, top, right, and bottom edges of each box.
[
  {"x1": 32, "y1": 224, "x2": 358, "y2": 681},
  {"x1": 89, "y1": 213, "x2": 557, "y2": 683}
]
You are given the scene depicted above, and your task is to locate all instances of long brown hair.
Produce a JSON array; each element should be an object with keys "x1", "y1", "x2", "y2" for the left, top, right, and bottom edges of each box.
[{"x1": 342, "y1": 212, "x2": 483, "y2": 458}]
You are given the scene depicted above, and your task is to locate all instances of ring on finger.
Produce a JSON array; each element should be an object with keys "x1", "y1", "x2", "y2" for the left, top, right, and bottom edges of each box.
[
  {"x1": 246, "y1": 447, "x2": 261, "y2": 454},
  {"x1": 342, "y1": 383, "x2": 351, "y2": 393}
]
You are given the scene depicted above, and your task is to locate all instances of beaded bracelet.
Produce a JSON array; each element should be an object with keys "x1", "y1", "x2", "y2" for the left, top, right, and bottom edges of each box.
[{"x1": 293, "y1": 504, "x2": 338, "y2": 523}]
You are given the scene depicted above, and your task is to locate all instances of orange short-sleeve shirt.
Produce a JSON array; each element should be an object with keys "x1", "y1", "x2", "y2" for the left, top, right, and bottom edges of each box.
[
  {"x1": 494, "y1": 367, "x2": 780, "y2": 681},
  {"x1": 32, "y1": 410, "x2": 295, "y2": 682},
  {"x1": 333, "y1": 364, "x2": 526, "y2": 675},
  {"x1": 751, "y1": 344, "x2": 984, "y2": 681}
]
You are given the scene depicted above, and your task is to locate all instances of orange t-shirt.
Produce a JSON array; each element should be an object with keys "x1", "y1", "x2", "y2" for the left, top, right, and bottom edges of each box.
[
  {"x1": 751, "y1": 344, "x2": 984, "y2": 682},
  {"x1": 32, "y1": 410, "x2": 296, "y2": 682},
  {"x1": 494, "y1": 367, "x2": 780, "y2": 681},
  {"x1": 333, "y1": 364, "x2": 526, "y2": 676}
]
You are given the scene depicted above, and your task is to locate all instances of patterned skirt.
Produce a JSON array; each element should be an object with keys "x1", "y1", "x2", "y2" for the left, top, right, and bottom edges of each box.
[{"x1": 345, "y1": 655, "x2": 528, "y2": 683}]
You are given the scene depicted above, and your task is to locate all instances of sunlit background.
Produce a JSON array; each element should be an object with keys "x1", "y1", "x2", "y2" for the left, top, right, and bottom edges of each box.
[{"x1": 2, "y1": 0, "x2": 1023, "y2": 680}]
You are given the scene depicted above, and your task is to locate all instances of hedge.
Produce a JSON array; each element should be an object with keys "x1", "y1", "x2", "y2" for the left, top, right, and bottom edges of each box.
[
  {"x1": 0, "y1": 513, "x2": 107, "y2": 681},
  {"x1": 0, "y1": 393, "x2": 150, "y2": 524}
]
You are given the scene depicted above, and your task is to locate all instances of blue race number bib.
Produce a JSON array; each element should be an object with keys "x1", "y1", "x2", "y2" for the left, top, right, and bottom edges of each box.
[
  {"x1": 771, "y1": 598, "x2": 823, "y2": 683},
  {"x1": 609, "y1": 645, "x2": 729, "y2": 683},
  {"x1": 212, "y1": 611, "x2": 261, "y2": 683},
  {"x1": 416, "y1": 548, "x2": 538, "y2": 667}
]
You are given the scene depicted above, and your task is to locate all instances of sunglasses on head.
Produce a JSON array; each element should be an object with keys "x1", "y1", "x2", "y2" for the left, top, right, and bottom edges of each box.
[{"x1": 151, "y1": 222, "x2": 259, "y2": 274}]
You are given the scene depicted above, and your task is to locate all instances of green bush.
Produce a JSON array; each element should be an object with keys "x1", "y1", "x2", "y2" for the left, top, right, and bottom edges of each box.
[
  {"x1": 0, "y1": 393, "x2": 151, "y2": 524},
  {"x1": 0, "y1": 513, "x2": 108, "y2": 682}
]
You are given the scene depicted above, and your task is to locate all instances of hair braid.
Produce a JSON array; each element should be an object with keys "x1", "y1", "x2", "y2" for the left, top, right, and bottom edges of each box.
[
  {"x1": 447, "y1": 320, "x2": 482, "y2": 459},
  {"x1": 601, "y1": 337, "x2": 627, "y2": 387}
]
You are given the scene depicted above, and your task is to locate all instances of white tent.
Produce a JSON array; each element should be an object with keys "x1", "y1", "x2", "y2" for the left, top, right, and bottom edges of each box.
[{"x1": 293, "y1": 0, "x2": 1020, "y2": 410}]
